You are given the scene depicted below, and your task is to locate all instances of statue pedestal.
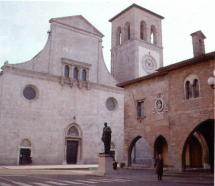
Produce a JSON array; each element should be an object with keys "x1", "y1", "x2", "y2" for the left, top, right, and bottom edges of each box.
[{"x1": 97, "y1": 153, "x2": 113, "y2": 175}]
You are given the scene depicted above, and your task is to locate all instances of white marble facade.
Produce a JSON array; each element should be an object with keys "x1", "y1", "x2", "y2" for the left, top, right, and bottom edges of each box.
[{"x1": 0, "y1": 15, "x2": 124, "y2": 165}]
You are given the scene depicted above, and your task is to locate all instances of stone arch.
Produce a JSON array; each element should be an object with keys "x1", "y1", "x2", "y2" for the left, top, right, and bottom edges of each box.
[
  {"x1": 128, "y1": 136, "x2": 141, "y2": 166},
  {"x1": 128, "y1": 136, "x2": 152, "y2": 167},
  {"x1": 64, "y1": 123, "x2": 82, "y2": 164},
  {"x1": 65, "y1": 123, "x2": 82, "y2": 137},
  {"x1": 182, "y1": 119, "x2": 214, "y2": 171},
  {"x1": 154, "y1": 135, "x2": 169, "y2": 166}
]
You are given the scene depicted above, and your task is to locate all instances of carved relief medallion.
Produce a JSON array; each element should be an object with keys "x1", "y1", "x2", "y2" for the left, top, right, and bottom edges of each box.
[{"x1": 152, "y1": 93, "x2": 168, "y2": 114}]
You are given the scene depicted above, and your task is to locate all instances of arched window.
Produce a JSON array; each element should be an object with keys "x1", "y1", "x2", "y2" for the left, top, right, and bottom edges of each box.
[
  {"x1": 185, "y1": 81, "x2": 192, "y2": 99},
  {"x1": 116, "y1": 26, "x2": 122, "y2": 45},
  {"x1": 140, "y1": 21, "x2": 146, "y2": 40},
  {"x1": 150, "y1": 25, "x2": 157, "y2": 44},
  {"x1": 184, "y1": 74, "x2": 200, "y2": 99},
  {"x1": 64, "y1": 65, "x2": 70, "y2": 78},
  {"x1": 125, "y1": 22, "x2": 130, "y2": 41},
  {"x1": 82, "y1": 69, "x2": 87, "y2": 81},
  {"x1": 193, "y1": 79, "x2": 199, "y2": 98},
  {"x1": 73, "y1": 67, "x2": 79, "y2": 80}
]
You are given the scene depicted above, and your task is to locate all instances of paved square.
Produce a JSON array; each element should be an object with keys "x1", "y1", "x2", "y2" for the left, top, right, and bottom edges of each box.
[{"x1": 0, "y1": 169, "x2": 213, "y2": 186}]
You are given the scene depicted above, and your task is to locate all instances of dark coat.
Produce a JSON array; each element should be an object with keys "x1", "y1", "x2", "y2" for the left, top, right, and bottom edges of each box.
[{"x1": 155, "y1": 158, "x2": 163, "y2": 176}]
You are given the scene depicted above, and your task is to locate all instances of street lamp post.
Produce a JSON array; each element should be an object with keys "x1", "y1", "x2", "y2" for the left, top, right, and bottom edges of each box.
[{"x1": 208, "y1": 70, "x2": 215, "y2": 89}]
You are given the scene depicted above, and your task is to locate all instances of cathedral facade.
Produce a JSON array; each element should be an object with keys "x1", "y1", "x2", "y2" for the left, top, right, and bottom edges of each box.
[{"x1": 0, "y1": 15, "x2": 124, "y2": 165}]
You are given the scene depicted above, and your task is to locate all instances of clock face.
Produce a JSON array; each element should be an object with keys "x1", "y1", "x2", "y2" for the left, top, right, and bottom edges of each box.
[{"x1": 142, "y1": 55, "x2": 157, "y2": 73}]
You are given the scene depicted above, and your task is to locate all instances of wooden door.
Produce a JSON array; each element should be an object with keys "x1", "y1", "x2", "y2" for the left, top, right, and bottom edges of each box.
[
  {"x1": 66, "y1": 141, "x2": 78, "y2": 164},
  {"x1": 20, "y1": 148, "x2": 31, "y2": 165}
]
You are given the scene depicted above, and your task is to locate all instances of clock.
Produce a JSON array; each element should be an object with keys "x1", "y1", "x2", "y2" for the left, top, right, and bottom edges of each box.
[{"x1": 142, "y1": 54, "x2": 157, "y2": 73}]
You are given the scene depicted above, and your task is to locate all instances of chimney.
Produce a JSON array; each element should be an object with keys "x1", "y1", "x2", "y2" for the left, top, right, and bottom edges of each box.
[{"x1": 191, "y1": 30, "x2": 206, "y2": 57}]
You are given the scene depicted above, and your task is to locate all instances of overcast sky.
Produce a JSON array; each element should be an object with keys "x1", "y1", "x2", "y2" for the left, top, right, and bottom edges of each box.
[{"x1": 0, "y1": 0, "x2": 214, "y2": 71}]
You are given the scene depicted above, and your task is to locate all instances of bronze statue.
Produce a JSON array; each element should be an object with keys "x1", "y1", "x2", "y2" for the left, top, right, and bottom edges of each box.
[{"x1": 101, "y1": 122, "x2": 112, "y2": 154}]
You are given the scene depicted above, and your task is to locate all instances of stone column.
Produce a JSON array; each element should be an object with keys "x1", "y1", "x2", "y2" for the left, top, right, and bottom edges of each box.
[
  {"x1": 70, "y1": 65, "x2": 74, "y2": 79},
  {"x1": 70, "y1": 66, "x2": 74, "y2": 87},
  {"x1": 86, "y1": 68, "x2": 90, "y2": 81},
  {"x1": 77, "y1": 67, "x2": 82, "y2": 88},
  {"x1": 78, "y1": 67, "x2": 82, "y2": 81}
]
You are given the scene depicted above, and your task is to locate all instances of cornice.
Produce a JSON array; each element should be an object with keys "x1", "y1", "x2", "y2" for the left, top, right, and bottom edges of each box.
[
  {"x1": 62, "y1": 58, "x2": 92, "y2": 68},
  {"x1": 2, "y1": 65, "x2": 124, "y2": 93},
  {"x1": 2, "y1": 65, "x2": 60, "y2": 82}
]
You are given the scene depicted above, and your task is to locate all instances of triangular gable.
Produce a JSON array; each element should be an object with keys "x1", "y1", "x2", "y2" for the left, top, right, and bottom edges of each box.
[{"x1": 50, "y1": 15, "x2": 103, "y2": 37}]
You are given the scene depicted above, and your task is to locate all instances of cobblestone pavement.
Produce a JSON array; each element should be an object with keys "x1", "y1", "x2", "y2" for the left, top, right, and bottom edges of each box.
[{"x1": 0, "y1": 169, "x2": 213, "y2": 186}]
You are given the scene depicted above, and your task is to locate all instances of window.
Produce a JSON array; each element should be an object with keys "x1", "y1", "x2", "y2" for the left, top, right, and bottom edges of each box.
[
  {"x1": 150, "y1": 25, "x2": 157, "y2": 44},
  {"x1": 64, "y1": 65, "x2": 70, "y2": 78},
  {"x1": 23, "y1": 85, "x2": 37, "y2": 100},
  {"x1": 184, "y1": 75, "x2": 200, "y2": 99},
  {"x1": 140, "y1": 21, "x2": 146, "y2": 40},
  {"x1": 125, "y1": 22, "x2": 130, "y2": 41},
  {"x1": 116, "y1": 26, "x2": 122, "y2": 45},
  {"x1": 73, "y1": 67, "x2": 79, "y2": 80},
  {"x1": 106, "y1": 97, "x2": 118, "y2": 111},
  {"x1": 185, "y1": 81, "x2": 192, "y2": 99},
  {"x1": 193, "y1": 79, "x2": 199, "y2": 98},
  {"x1": 82, "y1": 69, "x2": 87, "y2": 81},
  {"x1": 137, "y1": 100, "x2": 144, "y2": 118}
]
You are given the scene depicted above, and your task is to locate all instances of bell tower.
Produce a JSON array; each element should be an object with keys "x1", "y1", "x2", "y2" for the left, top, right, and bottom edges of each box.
[{"x1": 110, "y1": 4, "x2": 164, "y2": 83}]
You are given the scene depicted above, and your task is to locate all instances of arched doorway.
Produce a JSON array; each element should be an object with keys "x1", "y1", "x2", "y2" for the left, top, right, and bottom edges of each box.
[
  {"x1": 128, "y1": 136, "x2": 152, "y2": 167},
  {"x1": 182, "y1": 119, "x2": 214, "y2": 171},
  {"x1": 128, "y1": 136, "x2": 141, "y2": 166},
  {"x1": 154, "y1": 135, "x2": 169, "y2": 167},
  {"x1": 19, "y1": 139, "x2": 32, "y2": 165},
  {"x1": 65, "y1": 124, "x2": 82, "y2": 164}
]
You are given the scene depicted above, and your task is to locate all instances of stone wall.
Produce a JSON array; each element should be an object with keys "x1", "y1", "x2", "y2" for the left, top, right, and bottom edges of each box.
[
  {"x1": 123, "y1": 58, "x2": 214, "y2": 170},
  {"x1": 0, "y1": 68, "x2": 124, "y2": 165}
]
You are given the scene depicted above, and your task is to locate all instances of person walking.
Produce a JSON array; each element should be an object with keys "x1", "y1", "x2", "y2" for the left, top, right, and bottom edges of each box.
[{"x1": 154, "y1": 154, "x2": 164, "y2": 181}]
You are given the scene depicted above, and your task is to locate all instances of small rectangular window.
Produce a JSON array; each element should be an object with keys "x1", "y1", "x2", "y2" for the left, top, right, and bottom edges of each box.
[{"x1": 137, "y1": 100, "x2": 145, "y2": 118}]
